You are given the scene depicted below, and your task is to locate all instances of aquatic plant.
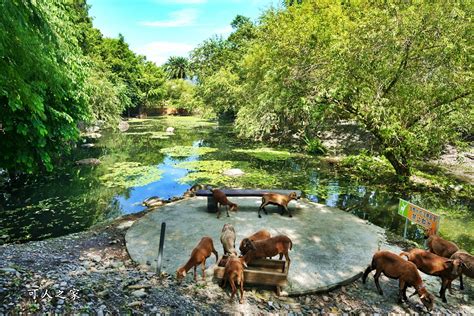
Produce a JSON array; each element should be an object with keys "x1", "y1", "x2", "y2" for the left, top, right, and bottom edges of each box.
[
  {"x1": 99, "y1": 162, "x2": 163, "y2": 188},
  {"x1": 160, "y1": 146, "x2": 217, "y2": 157},
  {"x1": 233, "y1": 148, "x2": 294, "y2": 161}
]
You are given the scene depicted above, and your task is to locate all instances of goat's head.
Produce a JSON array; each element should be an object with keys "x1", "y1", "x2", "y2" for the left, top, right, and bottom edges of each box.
[
  {"x1": 289, "y1": 192, "x2": 298, "y2": 200},
  {"x1": 239, "y1": 238, "x2": 257, "y2": 255},
  {"x1": 446, "y1": 259, "x2": 464, "y2": 277},
  {"x1": 176, "y1": 267, "x2": 186, "y2": 281},
  {"x1": 419, "y1": 291, "x2": 435, "y2": 312},
  {"x1": 222, "y1": 223, "x2": 235, "y2": 233},
  {"x1": 230, "y1": 203, "x2": 238, "y2": 212}
]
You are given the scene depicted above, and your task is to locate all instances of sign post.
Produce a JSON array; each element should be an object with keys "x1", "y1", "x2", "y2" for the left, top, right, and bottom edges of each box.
[{"x1": 398, "y1": 199, "x2": 440, "y2": 237}]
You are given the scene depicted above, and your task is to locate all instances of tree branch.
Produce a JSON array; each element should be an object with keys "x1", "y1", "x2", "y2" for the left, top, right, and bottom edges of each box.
[
  {"x1": 406, "y1": 91, "x2": 471, "y2": 129},
  {"x1": 381, "y1": 39, "x2": 412, "y2": 97}
]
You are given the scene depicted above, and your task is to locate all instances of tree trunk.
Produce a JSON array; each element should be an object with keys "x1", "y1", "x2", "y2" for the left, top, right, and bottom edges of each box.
[{"x1": 384, "y1": 151, "x2": 411, "y2": 177}]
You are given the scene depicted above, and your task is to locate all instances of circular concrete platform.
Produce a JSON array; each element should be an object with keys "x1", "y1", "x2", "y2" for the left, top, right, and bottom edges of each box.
[{"x1": 125, "y1": 197, "x2": 387, "y2": 295}]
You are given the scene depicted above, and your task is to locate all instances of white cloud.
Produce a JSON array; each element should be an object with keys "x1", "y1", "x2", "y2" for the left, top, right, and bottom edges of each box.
[
  {"x1": 135, "y1": 41, "x2": 194, "y2": 65},
  {"x1": 140, "y1": 9, "x2": 198, "y2": 27}
]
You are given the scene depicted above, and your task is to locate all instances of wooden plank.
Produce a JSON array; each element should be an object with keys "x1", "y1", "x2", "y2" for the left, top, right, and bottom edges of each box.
[
  {"x1": 214, "y1": 267, "x2": 288, "y2": 286},
  {"x1": 196, "y1": 189, "x2": 302, "y2": 198}
]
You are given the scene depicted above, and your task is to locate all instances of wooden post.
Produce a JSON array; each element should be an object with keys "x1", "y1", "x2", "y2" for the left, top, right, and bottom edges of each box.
[
  {"x1": 403, "y1": 218, "x2": 409, "y2": 239},
  {"x1": 157, "y1": 222, "x2": 166, "y2": 274}
]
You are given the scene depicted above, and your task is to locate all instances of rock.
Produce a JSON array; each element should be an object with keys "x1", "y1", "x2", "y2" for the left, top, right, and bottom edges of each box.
[
  {"x1": 463, "y1": 294, "x2": 469, "y2": 302},
  {"x1": 81, "y1": 143, "x2": 95, "y2": 148},
  {"x1": 57, "y1": 299, "x2": 64, "y2": 305},
  {"x1": 88, "y1": 254, "x2": 101, "y2": 263},
  {"x1": 131, "y1": 289, "x2": 147, "y2": 298},
  {"x1": 60, "y1": 282, "x2": 67, "y2": 287},
  {"x1": 75, "y1": 158, "x2": 101, "y2": 166},
  {"x1": 165, "y1": 127, "x2": 175, "y2": 133},
  {"x1": 118, "y1": 121, "x2": 130, "y2": 132},
  {"x1": 305, "y1": 297, "x2": 311, "y2": 304},
  {"x1": 85, "y1": 126, "x2": 100, "y2": 133},
  {"x1": 82, "y1": 132, "x2": 102, "y2": 139},
  {"x1": 322, "y1": 295, "x2": 330, "y2": 302},
  {"x1": 222, "y1": 168, "x2": 245, "y2": 177},
  {"x1": 142, "y1": 197, "x2": 163, "y2": 208},
  {"x1": 128, "y1": 301, "x2": 144, "y2": 307}
]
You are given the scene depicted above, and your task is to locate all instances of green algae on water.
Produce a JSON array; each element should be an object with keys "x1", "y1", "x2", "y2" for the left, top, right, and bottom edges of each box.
[
  {"x1": 160, "y1": 146, "x2": 217, "y2": 157},
  {"x1": 233, "y1": 148, "x2": 293, "y2": 161},
  {"x1": 99, "y1": 162, "x2": 163, "y2": 188}
]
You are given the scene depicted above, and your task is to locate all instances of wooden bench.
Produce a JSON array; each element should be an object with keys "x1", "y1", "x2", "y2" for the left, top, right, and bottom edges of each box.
[{"x1": 195, "y1": 189, "x2": 302, "y2": 211}]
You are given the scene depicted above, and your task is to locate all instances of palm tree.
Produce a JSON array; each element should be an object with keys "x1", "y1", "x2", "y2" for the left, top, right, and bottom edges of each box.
[{"x1": 164, "y1": 56, "x2": 189, "y2": 79}]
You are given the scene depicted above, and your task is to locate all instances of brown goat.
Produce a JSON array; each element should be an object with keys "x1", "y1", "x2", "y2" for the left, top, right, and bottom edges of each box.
[
  {"x1": 176, "y1": 237, "x2": 218, "y2": 281},
  {"x1": 400, "y1": 248, "x2": 463, "y2": 303},
  {"x1": 221, "y1": 254, "x2": 247, "y2": 304},
  {"x1": 450, "y1": 251, "x2": 474, "y2": 290},
  {"x1": 425, "y1": 231, "x2": 459, "y2": 258},
  {"x1": 211, "y1": 189, "x2": 238, "y2": 218},
  {"x1": 362, "y1": 251, "x2": 435, "y2": 311},
  {"x1": 240, "y1": 235, "x2": 293, "y2": 270},
  {"x1": 258, "y1": 192, "x2": 298, "y2": 218},
  {"x1": 239, "y1": 229, "x2": 272, "y2": 254}
]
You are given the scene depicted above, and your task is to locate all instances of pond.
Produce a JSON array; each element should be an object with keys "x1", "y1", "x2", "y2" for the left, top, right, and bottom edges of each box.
[{"x1": 0, "y1": 116, "x2": 472, "y2": 252}]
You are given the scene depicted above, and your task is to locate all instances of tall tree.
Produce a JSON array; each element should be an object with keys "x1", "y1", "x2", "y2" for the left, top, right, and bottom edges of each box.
[
  {"x1": 164, "y1": 56, "x2": 189, "y2": 79},
  {"x1": 0, "y1": 0, "x2": 90, "y2": 174}
]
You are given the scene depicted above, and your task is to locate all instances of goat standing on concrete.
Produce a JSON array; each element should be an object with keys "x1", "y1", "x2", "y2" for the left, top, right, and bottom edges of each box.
[
  {"x1": 239, "y1": 229, "x2": 271, "y2": 254},
  {"x1": 450, "y1": 251, "x2": 474, "y2": 290},
  {"x1": 211, "y1": 189, "x2": 238, "y2": 219},
  {"x1": 400, "y1": 248, "x2": 463, "y2": 303},
  {"x1": 221, "y1": 254, "x2": 247, "y2": 304},
  {"x1": 258, "y1": 192, "x2": 298, "y2": 218},
  {"x1": 176, "y1": 237, "x2": 218, "y2": 282},
  {"x1": 220, "y1": 224, "x2": 238, "y2": 256},
  {"x1": 425, "y1": 231, "x2": 459, "y2": 258},
  {"x1": 240, "y1": 235, "x2": 292, "y2": 270},
  {"x1": 362, "y1": 251, "x2": 435, "y2": 312}
]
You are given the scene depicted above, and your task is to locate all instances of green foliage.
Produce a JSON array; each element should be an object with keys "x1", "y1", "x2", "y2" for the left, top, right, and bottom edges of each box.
[
  {"x1": 0, "y1": 0, "x2": 90, "y2": 173},
  {"x1": 162, "y1": 79, "x2": 202, "y2": 113},
  {"x1": 303, "y1": 137, "x2": 327, "y2": 155},
  {"x1": 193, "y1": 1, "x2": 472, "y2": 176},
  {"x1": 340, "y1": 153, "x2": 396, "y2": 182},
  {"x1": 164, "y1": 56, "x2": 189, "y2": 79}
]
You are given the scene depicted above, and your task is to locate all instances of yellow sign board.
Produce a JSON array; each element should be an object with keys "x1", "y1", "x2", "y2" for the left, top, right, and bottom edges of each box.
[{"x1": 398, "y1": 199, "x2": 440, "y2": 234}]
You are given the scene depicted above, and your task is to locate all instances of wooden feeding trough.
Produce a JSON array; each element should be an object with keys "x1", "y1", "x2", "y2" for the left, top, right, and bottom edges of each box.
[{"x1": 214, "y1": 256, "x2": 289, "y2": 296}]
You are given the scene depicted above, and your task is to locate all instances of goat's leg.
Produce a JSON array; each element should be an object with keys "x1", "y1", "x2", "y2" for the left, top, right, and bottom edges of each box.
[
  {"x1": 221, "y1": 272, "x2": 227, "y2": 288},
  {"x1": 440, "y1": 279, "x2": 449, "y2": 303},
  {"x1": 402, "y1": 283, "x2": 408, "y2": 302},
  {"x1": 459, "y1": 273, "x2": 464, "y2": 290},
  {"x1": 213, "y1": 249, "x2": 218, "y2": 263},
  {"x1": 258, "y1": 201, "x2": 269, "y2": 218},
  {"x1": 239, "y1": 274, "x2": 244, "y2": 304},
  {"x1": 201, "y1": 260, "x2": 206, "y2": 281},
  {"x1": 230, "y1": 278, "x2": 237, "y2": 300},
  {"x1": 226, "y1": 205, "x2": 230, "y2": 217},
  {"x1": 398, "y1": 279, "x2": 406, "y2": 303},
  {"x1": 285, "y1": 205, "x2": 292, "y2": 218},
  {"x1": 193, "y1": 265, "x2": 197, "y2": 281},
  {"x1": 374, "y1": 270, "x2": 383, "y2": 295},
  {"x1": 216, "y1": 204, "x2": 221, "y2": 219},
  {"x1": 284, "y1": 252, "x2": 291, "y2": 271},
  {"x1": 362, "y1": 265, "x2": 374, "y2": 284}
]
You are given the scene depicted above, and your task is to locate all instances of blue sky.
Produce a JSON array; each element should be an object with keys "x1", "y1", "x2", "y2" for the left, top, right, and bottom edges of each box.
[{"x1": 88, "y1": 0, "x2": 280, "y2": 65}]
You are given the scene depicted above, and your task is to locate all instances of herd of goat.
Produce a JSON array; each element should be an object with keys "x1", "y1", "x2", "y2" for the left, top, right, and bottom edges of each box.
[{"x1": 174, "y1": 189, "x2": 472, "y2": 310}]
